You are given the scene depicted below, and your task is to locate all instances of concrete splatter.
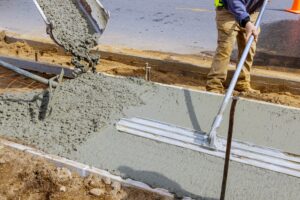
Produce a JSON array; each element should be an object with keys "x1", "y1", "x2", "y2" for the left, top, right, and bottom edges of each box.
[{"x1": 37, "y1": 0, "x2": 100, "y2": 73}]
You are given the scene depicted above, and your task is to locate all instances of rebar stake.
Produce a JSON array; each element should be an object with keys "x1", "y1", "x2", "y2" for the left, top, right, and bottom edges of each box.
[
  {"x1": 145, "y1": 63, "x2": 151, "y2": 81},
  {"x1": 35, "y1": 51, "x2": 39, "y2": 62}
]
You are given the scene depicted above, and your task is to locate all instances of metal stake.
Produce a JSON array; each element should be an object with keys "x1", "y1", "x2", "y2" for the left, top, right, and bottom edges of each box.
[
  {"x1": 35, "y1": 51, "x2": 39, "y2": 62},
  {"x1": 220, "y1": 98, "x2": 238, "y2": 200},
  {"x1": 145, "y1": 62, "x2": 151, "y2": 81}
]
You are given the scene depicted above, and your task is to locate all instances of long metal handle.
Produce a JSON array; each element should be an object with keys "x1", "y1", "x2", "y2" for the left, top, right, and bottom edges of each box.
[
  {"x1": 0, "y1": 59, "x2": 58, "y2": 87},
  {"x1": 208, "y1": 0, "x2": 269, "y2": 148}
]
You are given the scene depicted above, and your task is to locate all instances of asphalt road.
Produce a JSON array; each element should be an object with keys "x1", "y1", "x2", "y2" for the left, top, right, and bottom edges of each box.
[{"x1": 0, "y1": 0, "x2": 299, "y2": 57}]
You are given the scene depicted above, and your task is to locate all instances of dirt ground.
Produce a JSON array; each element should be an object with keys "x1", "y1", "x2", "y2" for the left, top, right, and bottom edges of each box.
[
  {"x1": 1, "y1": 31, "x2": 300, "y2": 108},
  {"x1": 0, "y1": 65, "x2": 48, "y2": 94},
  {"x1": 0, "y1": 145, "x2": 167, "y2": 200}
]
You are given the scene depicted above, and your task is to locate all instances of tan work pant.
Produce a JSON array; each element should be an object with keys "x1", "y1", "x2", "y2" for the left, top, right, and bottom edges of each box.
[{"x1": 206, "y1": 8, "x2": 259, "y2": 91}]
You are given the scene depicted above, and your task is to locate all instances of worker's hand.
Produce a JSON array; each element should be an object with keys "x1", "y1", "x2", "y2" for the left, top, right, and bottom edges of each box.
[{"x1": 245, "y1": 21, "x2": 259, "y2": 42}]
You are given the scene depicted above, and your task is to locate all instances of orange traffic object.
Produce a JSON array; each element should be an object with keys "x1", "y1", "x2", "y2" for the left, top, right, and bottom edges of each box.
[{"x1": 287, "y1": 0, "x2": 300, "y2": 14}]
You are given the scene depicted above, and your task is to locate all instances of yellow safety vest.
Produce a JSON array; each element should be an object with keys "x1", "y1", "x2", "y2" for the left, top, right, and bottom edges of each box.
[{"x1": 214, "y1": 0, "x2": 224, "y2": 7}]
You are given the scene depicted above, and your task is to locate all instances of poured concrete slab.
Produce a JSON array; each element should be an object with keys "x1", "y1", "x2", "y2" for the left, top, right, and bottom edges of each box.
[
  {"x1": 81, "y1": 81, "x2": 300, "y2": 155},
  {"x1": 71, "y1": 126, "x2": 300, "y2": 199},
  {"x1": 66, "y1": 78, "x2": 300, "y2": 199},
  {"x1": 0, "y1": 74, "x2": 299, "y2": 199}
]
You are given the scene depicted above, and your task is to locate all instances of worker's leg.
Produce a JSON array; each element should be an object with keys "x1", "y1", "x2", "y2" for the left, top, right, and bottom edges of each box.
[
  {"x1": 235, "y1": 12, "x2": 260, "y2": 90},
  {"x1": 206, "y1": 9, "x2": 238, "y2": 92}
]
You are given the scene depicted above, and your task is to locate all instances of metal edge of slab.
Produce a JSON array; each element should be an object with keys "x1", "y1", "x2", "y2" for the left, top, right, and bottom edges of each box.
[{"x1": 0, "y1": 138, "x2": 175, "y2": 199}]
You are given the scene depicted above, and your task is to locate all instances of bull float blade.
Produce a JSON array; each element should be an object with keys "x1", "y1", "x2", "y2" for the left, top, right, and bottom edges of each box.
[{"x1": 117, "y1": 117, "x2": 300, "y2": 178}]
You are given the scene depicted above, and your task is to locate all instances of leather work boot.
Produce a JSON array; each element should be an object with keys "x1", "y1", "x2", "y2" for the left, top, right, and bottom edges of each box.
[
  {"x1": 206, "y1": 88, "x2": 224, "y2": 94},
  {"x1": 235, "y1": 87, "x2": 261, "y2": 94}
]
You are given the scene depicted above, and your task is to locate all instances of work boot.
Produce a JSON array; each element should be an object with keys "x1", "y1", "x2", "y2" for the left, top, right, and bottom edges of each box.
[
  {"x1": 235, "y1": 87, "x2": 261, "y2": 94},
  {"x1": 206, "y1": 78, "x2": 225, "y2": 94},
  {"x1": 235, "y1": 81, "x2": 261, "y2": 94},
  {"x1": 206, "y1": 87, "x2": 224, "y2": 94}
]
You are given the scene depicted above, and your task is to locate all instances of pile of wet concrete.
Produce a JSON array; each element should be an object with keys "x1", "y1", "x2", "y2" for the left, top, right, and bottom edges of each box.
[{"x1": 0, "y1": 73, "x2": 155, "y2": 155}]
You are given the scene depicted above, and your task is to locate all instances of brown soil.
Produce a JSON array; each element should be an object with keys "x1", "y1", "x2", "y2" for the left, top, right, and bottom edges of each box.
[
  {"x1": 0, "y1": 32, "x2": 72, "y2": 67},
  {"x1": 0, "y1": 145, "x2": 167, "y2": 200},
  {"x1": 1, "y1": 31, "x2": 300, "y2": 108},
  {"x1": 0, "y1": 66, "x2": 48, "y2": 93}
]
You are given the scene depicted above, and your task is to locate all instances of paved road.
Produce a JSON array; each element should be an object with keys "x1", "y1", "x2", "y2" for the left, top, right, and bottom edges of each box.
[
  {"x1": 0, "y1": 0, "x2": 46, "y2": 36},
  {"x1": 0, "y1": 0, "x2": 299, "y2": 57}
]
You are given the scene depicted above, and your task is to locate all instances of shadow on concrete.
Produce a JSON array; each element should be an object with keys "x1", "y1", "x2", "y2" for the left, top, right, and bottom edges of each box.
[
  {"x1": 0, "y1": 90, "x2": 52, "y2": 121},
  {"x1": 38, "y1": 90, "x2": 52, "y2": 120},
  {"x1": 184, "y1": 89, "x2": 202, "y2": 132},
  {"x1": 118, "y1": 166, "x2": 218, "y2": 200}
]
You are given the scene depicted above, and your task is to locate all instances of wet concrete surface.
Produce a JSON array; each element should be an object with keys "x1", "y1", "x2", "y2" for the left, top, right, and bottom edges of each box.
[
  {"x1": 0, "y1": 73, "x2": 145, "y2": 155},
  {"x1": 0, "y1": 0, "x2": 299, "y2": 59},
  {"x1": 72, "y1": 125, "x2": 300, "y2": 199},
  {"x1": 0, "y1": 73, "x2": 299, "y2": 198},
  {"x1": 1, "y1": 73, "x2": 299, "y2": 155}
]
